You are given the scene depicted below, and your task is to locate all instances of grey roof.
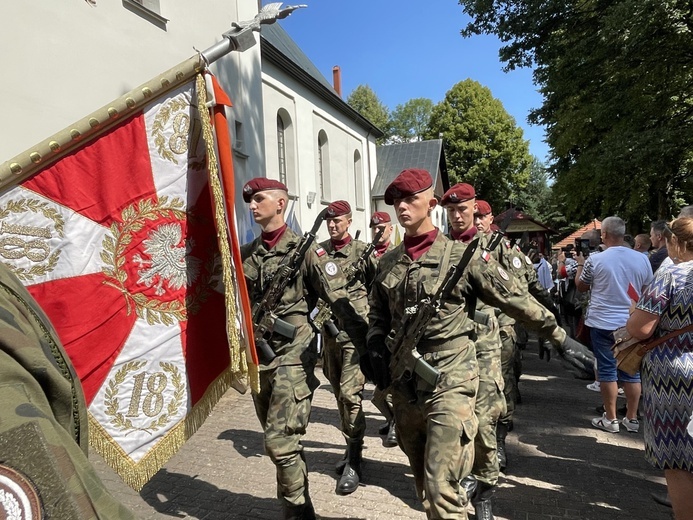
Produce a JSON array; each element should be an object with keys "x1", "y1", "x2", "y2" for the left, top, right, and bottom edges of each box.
[
  {"x1": 260, "y1": 24, "x2": 383, "y2": 137},
  {"x1": 373, "y1": 139, "x2": 448, "y2": 197}
]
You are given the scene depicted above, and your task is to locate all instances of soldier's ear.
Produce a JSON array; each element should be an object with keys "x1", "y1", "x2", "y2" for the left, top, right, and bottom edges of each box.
[
  {"x1": 428, "y1": 197, "x2": 437, "y2": 211},
  {"x1": 473, "y1": 201, "x2": 478, "y2": 213},
  {"x1": 276, "y1": 196, "x2": 286, "y2": 214}
]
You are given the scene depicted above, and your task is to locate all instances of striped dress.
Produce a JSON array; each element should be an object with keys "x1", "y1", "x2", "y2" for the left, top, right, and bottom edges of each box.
[{"x1": 637, "y1": 260, "x2": 693, "y2": 471}]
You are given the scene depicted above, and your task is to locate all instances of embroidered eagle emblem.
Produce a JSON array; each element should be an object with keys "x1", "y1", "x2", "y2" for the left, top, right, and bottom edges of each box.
[{"x1": 134, "y1": 223, "x2": 201, "y2": 296}]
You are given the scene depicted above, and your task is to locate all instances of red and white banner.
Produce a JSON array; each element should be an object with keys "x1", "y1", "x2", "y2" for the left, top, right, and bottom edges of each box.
[{"x1": 0, "y1": 74, "x2": 249, "y2": 489}]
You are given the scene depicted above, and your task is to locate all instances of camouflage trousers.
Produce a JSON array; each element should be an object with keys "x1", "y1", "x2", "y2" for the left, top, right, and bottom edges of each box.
[
  {"x1": 499, "y1": 324, "x2": 519, "y2": 426},
  {"x1": 322, "y1": 335, "x2": 366, "y2": 441},
  {"x1": 472, "y1": 318, "x2": 506, "y2": 486},
  {"x1": 253, "y1": 361, "x2": 320, "y2": 510},
  {"x1": 392, "y1": 340, "x2": 478, "y2": 520}
]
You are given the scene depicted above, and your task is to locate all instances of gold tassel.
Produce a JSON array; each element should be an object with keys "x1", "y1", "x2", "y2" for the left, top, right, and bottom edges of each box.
[{"x1": 195, "y1": 74, "x2": 259, "y2": 392}]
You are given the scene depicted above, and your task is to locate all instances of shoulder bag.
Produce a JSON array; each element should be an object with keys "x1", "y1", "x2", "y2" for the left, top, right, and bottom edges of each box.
[{"x1": 612, "y1": 323, "x2": 693, "y2": 376}]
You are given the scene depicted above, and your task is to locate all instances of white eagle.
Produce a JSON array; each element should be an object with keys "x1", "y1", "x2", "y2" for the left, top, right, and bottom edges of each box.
[{"x1": 135, "y1": 223, "x2": 201, "y2": 296}]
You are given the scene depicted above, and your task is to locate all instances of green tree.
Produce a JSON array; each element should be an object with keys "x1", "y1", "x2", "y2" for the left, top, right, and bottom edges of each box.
[
  {"x1": 389, "y1": 98, "x2": 434, "y2": 143},
  {"x1": 424, "y1": 79, "x2": 532, "y2": 211},
  {"x1": 346, "y1": 85, "x2": 390, "y2": 143},
  {"x1": 513, "y1": 157, "x2": 552, "y2": 220},
  {"x1": 458, "y1": 0, "x2": 693, "y2": 224}
]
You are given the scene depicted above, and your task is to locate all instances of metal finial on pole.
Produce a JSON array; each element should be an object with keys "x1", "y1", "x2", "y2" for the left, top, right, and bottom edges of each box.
[{"x1": 202, "y1": 3, "x2": 308, "y2": 64}]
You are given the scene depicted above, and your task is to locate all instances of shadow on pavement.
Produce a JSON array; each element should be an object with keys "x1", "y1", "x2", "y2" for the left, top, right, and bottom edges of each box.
[
  {"x1": 217, "y1": 428, "x2": 265, "y2": 458},
  {"x1": 140, "y1": 469, "x2": 281, "y2": 519}
]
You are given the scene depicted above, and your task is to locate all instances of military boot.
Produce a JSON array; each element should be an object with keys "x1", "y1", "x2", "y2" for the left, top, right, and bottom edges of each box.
[
  {"x1": 336, "y1": 439, "x2": 362, "y2": 495},
  {"x1": 383, "y1": 421, "x2": 398, "y2": 448},
  {"x1": 460, "y1": 474, "x2": 478, "y2": 503},
  {"x1": 496, "y1": 422, "x2": 509, "y2": 472},
  {"x1": 472, "y1": 482, "x2": 495, "y2": 520}
]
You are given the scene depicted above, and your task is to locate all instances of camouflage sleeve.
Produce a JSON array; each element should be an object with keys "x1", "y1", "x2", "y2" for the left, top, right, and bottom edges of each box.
[
  {"x1": 366, "y1": 260, "x2": 392, "y2": 343},
  {"x1": 0, "y1": 269, "x2": 134, "y2": 520},
  {"x1": 468, "y1": 254, "x2": 566, "y2": 346},
  {"x1": 305, "y1": 248, "x2": 368, "y2": 354}
]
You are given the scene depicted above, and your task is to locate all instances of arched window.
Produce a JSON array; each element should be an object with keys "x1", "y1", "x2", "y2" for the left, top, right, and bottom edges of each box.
[
  {"x1": 318, "y1": 130, "x2": 330, "y2": 201},
  {"x1": 276, "y1": 109, "x2": 296, "y2": 195},
  {"x1": 354, "y1": 150, "x2": 364, "y2": 209},
  {"x1": 277, "y1": 114, "x2": 287, "y2": 185}
]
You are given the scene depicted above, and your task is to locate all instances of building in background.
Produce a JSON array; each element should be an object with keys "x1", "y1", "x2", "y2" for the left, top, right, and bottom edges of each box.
[
  {"x1": 259, "y1": 24, "x2": 383, "y2": 243},
  {"x1": 373, "y1": 139, "x2": 450, "y2": 241}
]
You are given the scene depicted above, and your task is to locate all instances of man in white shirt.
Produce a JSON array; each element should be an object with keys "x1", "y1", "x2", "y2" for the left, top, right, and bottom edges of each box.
[{"x1": 576, "y1": 216, "x2": 653, "y2": 433}]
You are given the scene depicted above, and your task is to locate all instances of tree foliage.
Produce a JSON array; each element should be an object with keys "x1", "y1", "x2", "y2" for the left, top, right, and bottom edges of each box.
[
  {"x1": 389, "y1": 98, "x2": 434, "y2": 143},
  {"x1": 458, "y1": 0, "x2": 693, "y2": 225},
  {"x1": 424, "y1": 79, "x2": 532, "y2": 212},
  {"x1": 346, "y1": 85, "x2": 390, "y2": 143}
]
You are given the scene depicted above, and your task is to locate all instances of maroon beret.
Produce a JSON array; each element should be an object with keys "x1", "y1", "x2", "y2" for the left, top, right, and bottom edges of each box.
[
  {"x1": 384, "y1": 168, "x2": 433, "y2": 205},
  {"x1": 242, "y1": 177, "x2": 288, "y2": 203},
  {"x1": 441, "y1": 183, "x2": 476, "y2": 206},
  {"x1": 325, "y1": 200, "x2": 352, "y2": 218},
  {"x1": 475, "y1": 200, "x2": 492, "y2": 216},
  {"x1": 369, "y1": 211, "x2": 391, "y2": 227}
]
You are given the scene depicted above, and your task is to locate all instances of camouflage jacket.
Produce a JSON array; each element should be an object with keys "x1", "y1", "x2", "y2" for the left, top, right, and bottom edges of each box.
[
  {"x1": 241, "y1": 228, "x2": 368, "y2": 365},
  {"x1": 368, "y1": 231, "x2": 565, "y2": 355},
  {"x1": 318, "y1": 238, "x2": 375, "y2": 313},
  {"x1": 0, "y1": 264, "x2": 134, "y2": 519},
  {"x1": 482, "y1": 234, "x2": 557, "y2": 326}
]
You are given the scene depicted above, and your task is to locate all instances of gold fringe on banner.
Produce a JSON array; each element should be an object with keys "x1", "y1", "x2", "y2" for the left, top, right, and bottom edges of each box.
[
  {"x1": 89, "y1": 369, "x2": 234, "y2": 491},
  {"x1": 195, "y1": 74, "x2": 259, "y2": 393}
]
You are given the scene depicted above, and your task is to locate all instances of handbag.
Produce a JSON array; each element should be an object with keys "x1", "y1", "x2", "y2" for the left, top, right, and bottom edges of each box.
[{"x1": 611, "y1": 323, "x2": 693, "y2": 376}]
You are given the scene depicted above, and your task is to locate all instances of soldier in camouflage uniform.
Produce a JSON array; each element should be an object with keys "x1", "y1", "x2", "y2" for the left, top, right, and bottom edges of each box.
[
  {"x1": 241, "y1": 179, "x2": 368, "y2": 519},
  {"x1": 362, "y1": 169, "x2": 594, "y2": 520},
  {"x1": 475, "y1": 200, "x2": 562, "y2": 473},
  {"x1": 367, "y1": 212, "x2": 398, "y2": 447},
  {"x1": 0, "y1": 262, "x2": 134, "y2": 520},
  {"x1": 318, "y1": 200, "x2": 372, "y2": 494},
  {"x1": 443, "y1": 185, "x2": 506, "y2": 520}
]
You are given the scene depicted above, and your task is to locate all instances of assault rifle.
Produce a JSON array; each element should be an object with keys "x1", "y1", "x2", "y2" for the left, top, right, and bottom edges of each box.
[
  {"x1": 311, "y1": 226, "x2": 384, "y2": 337},
  {"x1": 388, "y1": 238, "x2": 480, "y2": 387},
  {"x1": 253, "y1": 208, "x2": 328, "y2": 364}
]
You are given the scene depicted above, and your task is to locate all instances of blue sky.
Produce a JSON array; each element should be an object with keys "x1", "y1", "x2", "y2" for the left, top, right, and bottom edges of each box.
[{"x1": 278, "y1": 1, "x2": 549, "y2": 162}]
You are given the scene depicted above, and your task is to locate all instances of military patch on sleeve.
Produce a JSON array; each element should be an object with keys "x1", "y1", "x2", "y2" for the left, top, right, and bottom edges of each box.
[
  {"x1": 505, "y1": 240, "x2": 512, "y2": 249},
  {"x1": 525, "y1": 255, "x2": 532, "y2": 265},
  {"x1": 512, "y1": 257, "x2": 522, "y2": 270},
  {"x1": 325, "y1": 261, "x2": 338, "y2": 276},
  {"x1": 481, "y1": 250, "x2": 491, "y2": 263},
  {"x1": 497, "y1": 266, "x2": 510, "y2": 281},
  {"x1": 315, "y1": 247, "x2": 326, "y2": 257},
  {"x1": 0, "y1": 464, "x2": 42, "y2": 519},
  {"x1": 515, "y1": 245, "x2": 521, "y2": 252}
]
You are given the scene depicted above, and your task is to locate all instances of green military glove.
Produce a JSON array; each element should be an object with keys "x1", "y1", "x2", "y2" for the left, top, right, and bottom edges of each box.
[
  {"x1": 554, "y1": 335, "x2": 595, "y2": 379},
  {"x1": 362, "y1": 335, "x2": 392, "y2": 390}
]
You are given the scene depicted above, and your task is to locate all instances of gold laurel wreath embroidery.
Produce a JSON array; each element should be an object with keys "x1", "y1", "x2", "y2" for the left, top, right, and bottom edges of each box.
[
  {"x1": 0, "y1": 199, "x2": 65, "y2": 281},
  {"x1": 104, "y1": 360, "x2": 185, "y2": 434},
  {"x1": 101, "y1": 197, "x2": 193, "y2": 326},
  {"x1": 151, "y1": 98, "x2": 189, "y2": 165}
]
